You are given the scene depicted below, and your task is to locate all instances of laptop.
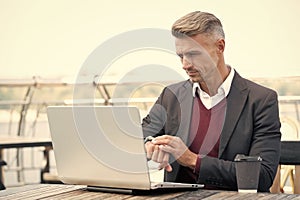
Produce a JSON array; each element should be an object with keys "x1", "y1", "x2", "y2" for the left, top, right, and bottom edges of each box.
[{"x1": 47, "y1": 106, "x2": 203, "y2": 193}]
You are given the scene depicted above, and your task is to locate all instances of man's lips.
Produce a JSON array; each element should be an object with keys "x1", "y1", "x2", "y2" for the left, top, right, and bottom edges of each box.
[{"x1": 186, "y1": 70, "x2": 199, "y2": 76}]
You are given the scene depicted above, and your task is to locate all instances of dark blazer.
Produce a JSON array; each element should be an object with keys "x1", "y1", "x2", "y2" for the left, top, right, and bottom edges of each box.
[{"x1": 142, "y1": 72, "x2": 281, "y2": 192}]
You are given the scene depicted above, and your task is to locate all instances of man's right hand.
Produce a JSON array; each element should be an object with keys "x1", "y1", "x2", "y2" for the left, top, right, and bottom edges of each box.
[{"x1": 145, "y1": 140, "x2": 173, "y2": 172}]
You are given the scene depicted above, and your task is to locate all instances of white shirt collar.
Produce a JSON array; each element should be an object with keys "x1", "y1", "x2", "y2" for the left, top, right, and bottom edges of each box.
[
  {"x1": 192, "y1": 67, "x2": 235, "y2": 109},
  {"x1": 222, "y1": 66, "x2": 235, "y2": 97}
]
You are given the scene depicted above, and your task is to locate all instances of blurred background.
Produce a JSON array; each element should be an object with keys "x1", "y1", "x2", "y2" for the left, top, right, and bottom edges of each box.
[{"x1": 0, "y1": 0, "x2": 299, "y2": 192}]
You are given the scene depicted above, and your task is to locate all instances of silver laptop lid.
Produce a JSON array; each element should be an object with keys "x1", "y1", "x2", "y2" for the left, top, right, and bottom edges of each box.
[{"x1": 47, "y1": 106, "x2": 151, "y2": 190}]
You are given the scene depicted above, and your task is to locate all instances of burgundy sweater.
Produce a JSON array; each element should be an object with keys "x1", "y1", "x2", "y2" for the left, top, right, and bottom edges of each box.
[{"x1": 176, "y1": 96, "x2": 227, "y2": 183}]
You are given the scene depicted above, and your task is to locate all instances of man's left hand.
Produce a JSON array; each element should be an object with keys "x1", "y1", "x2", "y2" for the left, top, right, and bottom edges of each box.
[{"x1": 152, "y1": 135, "x2": 197, "y2": 170}]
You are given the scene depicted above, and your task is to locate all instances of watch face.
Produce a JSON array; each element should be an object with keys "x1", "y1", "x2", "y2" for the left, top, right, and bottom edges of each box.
[{"x1": 144, "y1": 136, "x2": 154, "y2": 143}]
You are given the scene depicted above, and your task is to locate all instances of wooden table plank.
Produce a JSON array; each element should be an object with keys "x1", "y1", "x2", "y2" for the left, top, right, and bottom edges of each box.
[
  {"x1": 174, "y1": 189, "x2": 300, "y2": 200},
  {"x1": 0, "y1": 184, "x2": 84, "y2": 200},
  {"x1": 2, "y1": 184, "x2": 300, "y2": 200}
]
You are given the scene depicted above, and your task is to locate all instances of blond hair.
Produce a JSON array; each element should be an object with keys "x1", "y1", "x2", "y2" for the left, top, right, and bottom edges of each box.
[{"x1": 172, "y1": 11, "x2": 225, "y2": 39}]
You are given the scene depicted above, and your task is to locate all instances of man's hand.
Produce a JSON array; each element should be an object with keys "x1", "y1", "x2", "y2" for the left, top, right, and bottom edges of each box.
[
  {"x1": 145, "y1": 140, "x2": 172, "y2": 172},
  {"x1": 152, "y1": 135, "x2": 197, "y2": 169}
]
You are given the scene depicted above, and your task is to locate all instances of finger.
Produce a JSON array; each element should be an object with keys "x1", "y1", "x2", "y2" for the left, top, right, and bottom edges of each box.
[
  {"x1": 157, "y1": 148, "x2": 165, "y2": 163},
  {"x1": 158, "y1": 153, "x2": 172, "y2": 172},
  {"x1": 163, "y1": 151, "x2": 170, "y2": 164},
  {"x1": 165, "y1": 164, "x2": 173, "y2": 172},
  {"x1": 158, "y1": 162, "x2": 168, "y2": 170},
  {"x1": 153, "y1": 135, "x2": 172, "y2": 141},
  {"x1": 159, "y1": 144, "x2": 173, "y2": 154},
  {"x1": 162, "y1": 153, "x2": 173, "y2": 172},
  {"x1": 152, "y1": 135, "x2": 173, "y2": 146},
  {"x1": 151, "y1": 145, "x2": 160, "y2": 162},
  {"x1": 158, "y1": 162, "x2": 172, "y2": 172},
  {"x1": 145, "y1": 142, "x2": 155, "y2": 159}
]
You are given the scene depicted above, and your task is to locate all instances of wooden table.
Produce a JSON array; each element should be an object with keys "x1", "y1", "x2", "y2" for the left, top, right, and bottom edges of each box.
[
  {"x1": 0, "y1": 184, "x2": 300, "y2": 200},
  {"x1": 0, "y1": 136, "x2": 53, "y2": 187}
]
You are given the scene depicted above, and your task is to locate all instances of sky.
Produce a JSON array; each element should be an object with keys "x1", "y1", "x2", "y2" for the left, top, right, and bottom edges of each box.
[{"x1": 0, "y1": 0, "x2": 300, "y2": 81}]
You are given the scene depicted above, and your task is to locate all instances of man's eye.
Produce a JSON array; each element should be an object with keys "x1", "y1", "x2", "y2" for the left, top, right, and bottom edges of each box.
[
  {"x1": 186, "y1": 52, "x2": 200, "y2": 57},
  {"x1": 177, "y1": 54, "x2": 183, "y2": 59},
  {"x1": 186, "y1": 53, "x2": 193, "y2": 57}
]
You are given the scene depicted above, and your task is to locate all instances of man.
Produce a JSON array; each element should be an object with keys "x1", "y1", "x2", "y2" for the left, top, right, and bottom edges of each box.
[{"x1": 142, "y1": 11, "x2": 281, "y2": 192}]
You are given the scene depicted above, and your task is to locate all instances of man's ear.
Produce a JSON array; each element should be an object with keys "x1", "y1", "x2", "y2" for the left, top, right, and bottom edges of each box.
[{"x1": 216, "y1": 38, "x2": 225, "y2": 53}]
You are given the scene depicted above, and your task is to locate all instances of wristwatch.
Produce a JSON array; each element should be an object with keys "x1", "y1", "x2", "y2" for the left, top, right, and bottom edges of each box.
[{"x1": 144, "y1": 136, "x2": 155, "y2": 144}]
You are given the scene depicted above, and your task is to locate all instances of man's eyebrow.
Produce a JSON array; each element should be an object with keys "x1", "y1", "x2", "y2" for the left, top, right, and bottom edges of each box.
[
  {"x1": 187, "y1": 50, "x2": 202, "y2": 53},
  {"x1": 177, "y1": 49, "x2": 201, "y2": 55}
]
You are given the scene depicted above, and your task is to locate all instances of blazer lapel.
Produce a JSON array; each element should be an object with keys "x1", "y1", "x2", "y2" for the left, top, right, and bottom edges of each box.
[{"x1": 219, "y1": 73, "x2": 249, "y2": 157}]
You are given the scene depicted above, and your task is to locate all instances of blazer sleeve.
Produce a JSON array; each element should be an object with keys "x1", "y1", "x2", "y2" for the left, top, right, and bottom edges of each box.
[{"x1": 142, "y1": 87, "x2": 167, "y2": 138}]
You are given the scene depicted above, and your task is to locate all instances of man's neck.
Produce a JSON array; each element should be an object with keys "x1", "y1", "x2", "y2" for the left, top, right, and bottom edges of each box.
[{"x1": 198, "y1": 64, "x2": 230, "y2": 96}]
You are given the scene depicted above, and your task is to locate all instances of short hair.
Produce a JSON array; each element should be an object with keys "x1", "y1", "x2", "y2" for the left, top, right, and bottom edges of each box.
[{"x1": 172, "y1": 11, "x2": 225, "y2": 39}]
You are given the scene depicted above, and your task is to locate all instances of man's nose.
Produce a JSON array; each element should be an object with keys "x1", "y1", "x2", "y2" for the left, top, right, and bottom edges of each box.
[{"x1": 182, "y1": 58, "x2": 192, "y2": 70}]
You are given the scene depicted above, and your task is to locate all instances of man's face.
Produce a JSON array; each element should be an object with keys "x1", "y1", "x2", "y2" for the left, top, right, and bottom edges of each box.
[{"x1": 175, "y1": 34, "x2": 220, "y2": 83}]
